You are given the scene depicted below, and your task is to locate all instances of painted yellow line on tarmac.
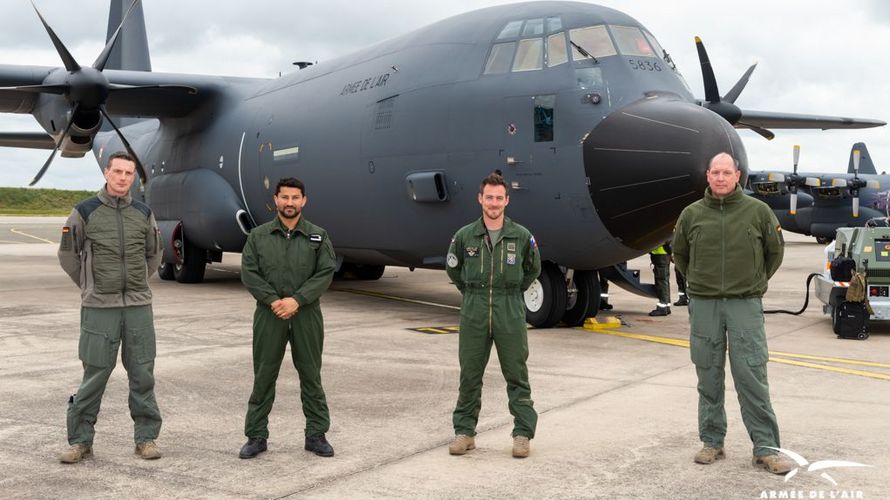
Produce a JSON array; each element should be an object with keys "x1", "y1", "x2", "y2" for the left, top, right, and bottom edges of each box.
[
  {"x1": 332, "y1": 288, "x2": 460, "y2": 311},
  {"x1": 9, "y1": 228, "x2": 55, "y2": 244},
  {"x1": 584, "y1": 326, "x2": 889, "y2": 381},
  {"x1": 768, "y1": 357, "x2": 890, "y2": 381},
  {"x1": 767, "y1": 351, "x2": 890, "y2": 369}
]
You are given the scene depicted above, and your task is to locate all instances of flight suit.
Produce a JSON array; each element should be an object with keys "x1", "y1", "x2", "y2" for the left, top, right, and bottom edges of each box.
[
  {"x1": 240, "y1": 216, "x2": 336, "y2": 439},
  {"x1": 673, "y1": 185, "x2": 785, "y2": 456},
  {"x1": 446, "y1": 217, "x2": 541, "y2": 438}
]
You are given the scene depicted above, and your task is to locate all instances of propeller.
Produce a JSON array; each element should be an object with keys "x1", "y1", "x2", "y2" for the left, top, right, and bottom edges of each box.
[
  {"x1": 694, "y1": 37, "x2": 774, "y2": 140},
  {"x1": 788, "y1": 145, "x2": 801, "y2": 215},
  {"x1": 5, "y1": 1, "x2": 192, "y2": 185},
  {"x1": 850, "y1": 150, "x2": 867, "y2": 218}
]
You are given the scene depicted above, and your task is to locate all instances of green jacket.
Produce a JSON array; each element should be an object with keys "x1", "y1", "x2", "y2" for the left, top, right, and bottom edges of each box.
[
  {"x1": 241, "y1": 216, "x2": 336, "y2": 309},
  {"x1": 673, "y1": 185, "x2": 784, "y2": 299},
  {"x1": 58, "y1": 186, "x2": 162, "y2": 308},
  {"x1": 446, "y1": 217, "x2": 541, "y2": 294}
]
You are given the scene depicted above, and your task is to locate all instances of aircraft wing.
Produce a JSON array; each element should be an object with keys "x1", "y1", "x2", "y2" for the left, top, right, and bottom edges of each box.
[
  {"x1": 737, "y1": 110, "x2": 886, "y2": 130},
  {"x1": 0, "y1": 132, "x2": 54, "y2": 150},
  {"x1": 1, "y1": 64, "x2": 266, "y2": 119}
]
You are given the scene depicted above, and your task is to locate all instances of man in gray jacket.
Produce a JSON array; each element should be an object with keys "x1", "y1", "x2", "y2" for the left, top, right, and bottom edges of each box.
[{"x1": 57, "y1": 152, "x2": 164, "y2": 463}]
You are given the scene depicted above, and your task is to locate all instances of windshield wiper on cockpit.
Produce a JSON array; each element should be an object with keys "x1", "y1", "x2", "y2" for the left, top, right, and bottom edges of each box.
[
  {"x1": 570, "y1": 41, "x2": 599, "y2": 64},
  {"x1": 662, "y1": 49, "x2": 677, "y2": 70}
]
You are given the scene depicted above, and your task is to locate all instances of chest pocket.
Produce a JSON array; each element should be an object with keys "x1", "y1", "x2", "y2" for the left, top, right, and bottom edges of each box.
[{"x1": 501, "y1": 238, "x2": 523, "y2": 286}]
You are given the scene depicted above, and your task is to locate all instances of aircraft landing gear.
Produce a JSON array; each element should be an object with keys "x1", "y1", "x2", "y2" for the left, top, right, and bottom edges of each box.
[
  {"x1": 562, "y1": 270, "x2": 600, "y2": 326},
  {"x1": 158, "y1": 262, "x2": 175, "y2": 281},
  {"x1": 173, "y1": 236, "x2": 206, "y2": 283},
  {"x1": 524, "y1": 262, "x2": 567, "y2": 328},
  {"x1": 816, "y1": 236, "x2": 834, "y2": 245},
  {"x1": 336, "y1": 263, "x2": 386, "y2": 280}
]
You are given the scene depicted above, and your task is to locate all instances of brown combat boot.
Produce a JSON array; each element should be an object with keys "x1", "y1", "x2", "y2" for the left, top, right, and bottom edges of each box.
[
  {"x1": 448, "y1": 435, "x2": 475, "y2": 455},
  {"x1": 59, "y1": 443, "x2": 92, "y2": 464},
  {"x1": 753, "y1": 454, "x2": 794, "y2": 474},
  {"x1": 135, "y1": 441, "x2": 162, "y2": 460},
  {"x1": 512, "y1": 436, "x2": 530, "y2": 458},
  {"x1": 693, "y1": 446, "x2": 725, "y2": 464}
]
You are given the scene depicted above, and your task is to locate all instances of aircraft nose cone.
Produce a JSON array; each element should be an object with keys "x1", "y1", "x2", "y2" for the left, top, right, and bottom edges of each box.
[{"x1": 584, "y1": 93, "x2": 746, "y2": 251}]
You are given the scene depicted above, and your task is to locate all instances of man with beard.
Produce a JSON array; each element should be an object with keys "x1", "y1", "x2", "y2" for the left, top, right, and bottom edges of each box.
[
  {"x1": 445, "y1": 171, "x2": 541, "y2": 458},
  {"x1": 238, "y1": 177, "x2": 337, "y2": 459}
]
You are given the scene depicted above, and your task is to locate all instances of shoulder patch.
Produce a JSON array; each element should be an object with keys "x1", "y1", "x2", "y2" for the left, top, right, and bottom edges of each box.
[
  {"x1": 309, "y1": 233, "x2": 323, "y2": 242},
  {"x1": 529, "y1": 235, "x2": 537, "y2": 249}
]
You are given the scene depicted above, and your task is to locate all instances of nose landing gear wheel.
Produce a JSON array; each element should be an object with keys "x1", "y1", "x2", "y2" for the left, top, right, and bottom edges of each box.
[{"x1": 525, "y1": 262, "x2": 568, "y2": 328}]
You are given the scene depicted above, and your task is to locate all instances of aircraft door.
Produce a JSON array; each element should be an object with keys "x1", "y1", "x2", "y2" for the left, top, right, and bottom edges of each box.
[
  {"x1": 240, "y1": 107, "x2": 277, "y2": 225},
  {"x1": 502, "y1": 95, "x2": 557, "y2": 177}
]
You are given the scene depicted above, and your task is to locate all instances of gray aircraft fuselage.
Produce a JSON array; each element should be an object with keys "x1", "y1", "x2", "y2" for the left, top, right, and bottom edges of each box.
[{"x1": 78, "y1": 2, "x2": 736, "y2": 271}]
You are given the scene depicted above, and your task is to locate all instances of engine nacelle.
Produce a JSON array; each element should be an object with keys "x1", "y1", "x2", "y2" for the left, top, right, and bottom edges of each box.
[{"x1": 59, "y1": 109, "x2": 102, "y2": 158}]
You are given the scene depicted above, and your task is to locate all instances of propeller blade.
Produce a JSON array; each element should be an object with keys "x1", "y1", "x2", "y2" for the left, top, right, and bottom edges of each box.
[
  {"x1": 93, "y1": 0, "x2": 141, "y2": 71},
  {"x1": 108, "y1": 83, "x2": 198, "y2": 95},
  {"x1": 0, "y1": 84, "x2": 69, "y2": 95},
  {"x1": 793, "y1": 144, "x2": 800, "y2": 174},
  {"x1": 723, "y1": 62, "x2": 757, "y2": 104},
  {"x1": 29, "y1": 102, "x2": 79, "y2": 186},
  {"x1": 30, "y1": 0, "x2": 80, "y2": 72},
  {"x1": 853, "y1": 196, "x2": 860, "y2": 218},
  {"x1": 737, "y1": 121, "x2": 775, "y2": 140},
  {"x1": 867, "y1": 180, "x2": 881, "y2": 189},
  {"x1": 805, "y1": 177, "x2": 821, "y2": 187},
  {"x1": 99, "y1": 106, "x2": 147, "y2": 184},
  {"x1": 790, "y1": 192, "x2": 798, "y2": 215},
  {"x1": 694, "y1": 36, "x2": 720, "y2": 103}
]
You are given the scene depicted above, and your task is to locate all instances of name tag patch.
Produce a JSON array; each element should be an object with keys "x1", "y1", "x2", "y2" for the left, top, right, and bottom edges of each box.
[
  {"x1": 507, "y1": 242, "x2": 516, "y2": 252},
  {"x1": 309, "y1": 234, "x2": 323, "y2": 242}
]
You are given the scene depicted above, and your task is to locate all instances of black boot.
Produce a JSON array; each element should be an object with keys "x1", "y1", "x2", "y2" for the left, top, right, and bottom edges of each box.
[
  {"x1": 648, "y1": 305, "x2": 671, "y2": 317},
  {"x1": 305, "y1": 435, "x2": 335, "y2": 457},
  {"x1": 239, "y1": 437, "x2": 267, "y2": 459},
  {"x1": 599, "y1": 301, "x2": 613, "y2": 311},
  {"x1": 674, "y1": 295, "x2": 688, "y2": 306}
]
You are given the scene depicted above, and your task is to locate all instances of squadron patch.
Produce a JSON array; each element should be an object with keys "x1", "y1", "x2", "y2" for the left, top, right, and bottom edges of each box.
[
  {"x1": 465, "y1": 246, "x2": 479, "y2": 257},
  {"x1": 309, "y1": 234, "x2": 323, "y2": 242},
  {"x1": 507, "y1": 242, "x2": 516, "y2": 252},
  {"x1": 60, "y1": 226, "x2": 72, "y2": 251},
  {"x1": 447, "y1": 252, "x2": 459, "y2": 268},
  {"x1": 506, "y1": 253, "x2": 516, "y2": 265},
  {"x1": 529, "y1": 235, "x2": 537, "y2": 249}
]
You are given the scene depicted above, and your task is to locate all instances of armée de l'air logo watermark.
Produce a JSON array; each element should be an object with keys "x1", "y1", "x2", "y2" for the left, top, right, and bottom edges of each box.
[{"x1": 758, "y1": 447, "x2": 873, "y2": 499}]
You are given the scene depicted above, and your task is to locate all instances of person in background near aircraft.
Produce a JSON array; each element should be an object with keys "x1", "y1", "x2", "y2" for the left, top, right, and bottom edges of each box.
[
  {"x1": 445, "y1": 171, "x2": 542, "y2": 458},
  {"x1": 57, "y1": 152, "x2": 163, "y2": 463},
  {"x1": 673, "y1": 255, "x2": 688, "y2": 307},
  {"x1": 598, "y1": 274, "x2": 613, "y2": 311},
  {"x1": 238, "y1": 177, "x2": 337, "y2": 459},
  {"x1": 648, "y1": 244, "x2": 672, "y2": 316},
  {"x1": 673, "y1": 152, "x2": 793, "y2": 474}
]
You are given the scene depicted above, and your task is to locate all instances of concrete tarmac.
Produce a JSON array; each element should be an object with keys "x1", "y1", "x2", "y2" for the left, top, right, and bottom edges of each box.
[{"x1": 0, "y1": 216, "x2": 888, "y2": 499}]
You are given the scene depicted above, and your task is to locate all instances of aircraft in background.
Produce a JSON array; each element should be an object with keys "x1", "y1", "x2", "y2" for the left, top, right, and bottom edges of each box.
[
  {"x1": 0, "y1": 1, "x2": 884, "y2": 326},
  {"x1": 748, "y1": 143, "x2": 890, "y2": 244}
]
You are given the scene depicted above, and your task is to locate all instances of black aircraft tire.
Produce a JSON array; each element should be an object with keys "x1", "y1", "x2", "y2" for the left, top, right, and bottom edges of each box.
[
  {"x1": 562, "y1": 270, "x2": 600, "y2": 326},
  {"x1": 524, "y1": 263, "x2": 568, "y2": 328},
  {"x1": 158, "y1": 262, "x2": 175, "y2": 281},
  {"x1": 354, "y1": 264, "x2": 385, "y2": 280},
  {"x1": 173, "y1": 237, "x2": 206, "y2": 284},
  {"x1": 816, "y1": 236, "x2": 834, "y2": 245},
  {"x1": 831, "y1": 306, "x2": 841, "y2": 335}
]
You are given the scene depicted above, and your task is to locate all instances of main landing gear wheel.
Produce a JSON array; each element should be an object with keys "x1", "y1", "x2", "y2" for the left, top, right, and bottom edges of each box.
[
  {"x1": 173, "y1": 236, "x2": 206, "y2": 283},
  {"x1": 562, "y1": 270, "x2": 600, "y2": 327},
  {"x1": 335, "y1": 263, "x2": 386, "y2": 280},
  {"x1": 158, "y1": 262, "x2": 175, "y2": 281},
  {"x1": 816, "y1": 236, "x2": 834, "y2": 245},
  {"x1": 524, "y1": 262, "x2": 568, "y2": 328}
]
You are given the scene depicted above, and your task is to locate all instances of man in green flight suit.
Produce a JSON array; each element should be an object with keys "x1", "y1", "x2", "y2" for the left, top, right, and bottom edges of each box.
[
  {"x1": 445, "y1": 171, "x2": 542, "y2": 458},
  {"x1": 673, "y1": 152, "x2": 793, "y2": 474},
  {"x1": 238, "y1": 177, "x2": 337, "y2": 459},
  {"x1": 57, "y1": 151, "x2": 163, "y2": 463}
]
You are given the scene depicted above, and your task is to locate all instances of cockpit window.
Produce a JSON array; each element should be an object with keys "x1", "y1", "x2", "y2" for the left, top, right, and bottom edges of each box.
[
  {"x1": 642, "y1": 30, "x2": 666, "y2": 61},
  {"x1": 522, "y1": 18, "x2": 544, "y2": 36},
  {"x1": 546, "y1": 17, "x2": 562, "y2": 33},
  {"x1": 513, "y1": 38, "x2": 544, "y2": 72},
  {"x1": 547, "y1": 32, "x2": 568, "y2": 67},
  {"x1": 569, "y1": 26, "x2": 617, "y2": 60},
  {"x1": 497, "y1": 21, "x2": 523, "y2": 40},
  {"x1": 609, "y1": 25, "x2": 655, "y2": 57},
  {"x1": 484, "y1": 42, "x2": 516, "y2": 74}
]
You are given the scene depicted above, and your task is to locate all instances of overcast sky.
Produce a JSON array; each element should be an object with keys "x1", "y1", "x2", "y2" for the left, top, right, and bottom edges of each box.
[{"x1": 1, "y1": 0, "x2": 888, "y2": 189}]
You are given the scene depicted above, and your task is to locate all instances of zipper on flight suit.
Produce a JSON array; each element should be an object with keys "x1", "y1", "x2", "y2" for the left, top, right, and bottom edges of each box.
[
  {"x1": 485, "y1": 233, "x2": 494, "y2": 337},
  {"x1": 116, "y1": 198, "x2": 128, "y2": 306},
  {"x1": 720, "y1": 201, "x2": 725, "y2": 295}
]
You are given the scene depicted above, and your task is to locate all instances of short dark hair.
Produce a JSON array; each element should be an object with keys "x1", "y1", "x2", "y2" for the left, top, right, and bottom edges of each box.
[
  {"x1": 105, "y1": 151, "x2": 135, "y2": 170},
  {"x1": 479, "y1": 170, "x2": 509, "y2": 194},
  {"x1": 275, "y1": 177, "x2": 305, "y2": 196}
]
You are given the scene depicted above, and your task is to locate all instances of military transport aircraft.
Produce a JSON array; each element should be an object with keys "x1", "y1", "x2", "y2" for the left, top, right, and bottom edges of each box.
[
  {"x1": 748, "y1": 143, "x2": 890, "y2": 244},
  {"x1": 0, "y1": 1, "x2": 885, "y2": 327}
]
